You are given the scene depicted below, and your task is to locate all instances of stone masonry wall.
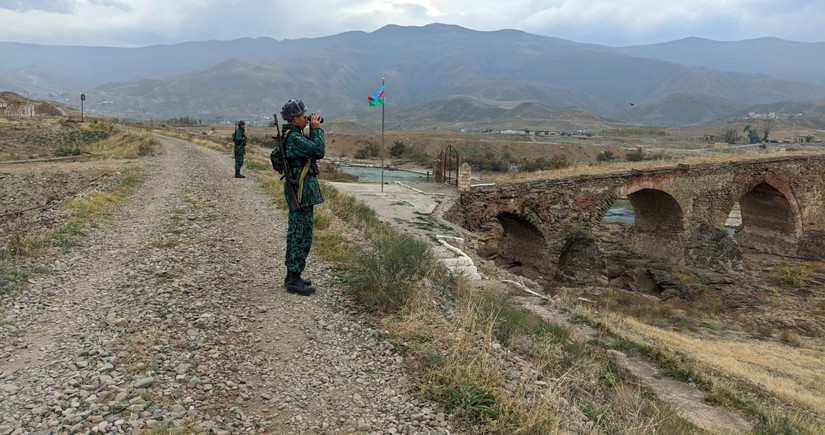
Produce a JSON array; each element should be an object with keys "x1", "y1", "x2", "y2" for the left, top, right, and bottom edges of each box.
[{"x1": 447, "y1": 155, "x2": 825, "y2": 274}]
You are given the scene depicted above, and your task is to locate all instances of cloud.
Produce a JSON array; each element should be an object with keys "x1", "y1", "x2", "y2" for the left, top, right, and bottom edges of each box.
[
  {"x1": 0, "y1": 0, "x2": 822, "y2": 47},
  {"x1": 0, "y1": 0, "x2": 74, "y2": 13},
  {"x1": 514, "y1": 0, "x2": 825, "y2": 45}
]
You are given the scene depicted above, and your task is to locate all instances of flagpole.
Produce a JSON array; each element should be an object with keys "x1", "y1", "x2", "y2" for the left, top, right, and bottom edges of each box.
[{"x1": 380, "y1": 77, "x2": 385, "y2": 194}]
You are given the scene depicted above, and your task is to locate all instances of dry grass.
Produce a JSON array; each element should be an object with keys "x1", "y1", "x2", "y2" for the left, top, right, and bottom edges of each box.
[
  {"x1": 157, "y1": 129, "x2": 226, "y2": 152},
  {"x1": 2, "y1": 219, "x2": 42, "y2": 260},
  {"x1": 612, "y1": 316, "x2": 825, "y2": 414},
  {"x1": 384, "y1": 280, "x2": 699, "y2": 434},
  {"x1": 2, "y1": 168, "x2": 143, "y2": 297},
  {"x1": 589, "y1": 288, "x2": 724, "y2": 331},
  {"x1": 88, "y1": 131, "x2": 161, "y2": 158},
  {"x1": 63, "y1": 173, "x2": 138, "y2": 216}
]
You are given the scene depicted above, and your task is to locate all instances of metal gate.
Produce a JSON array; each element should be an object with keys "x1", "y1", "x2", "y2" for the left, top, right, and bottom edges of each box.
[{"x1": 440, "y1": 144, "x2": 461, "y2": 185}]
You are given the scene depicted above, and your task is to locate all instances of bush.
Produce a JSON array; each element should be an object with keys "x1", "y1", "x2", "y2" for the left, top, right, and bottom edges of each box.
[
  {"x1": 136, "y1": 137, "x2": 160, "y2": 156},
  {"x1": 547, "y1": 154, "x2": 571, "y2": 169},
  {"x1": 54, "y1": 144, "x2": 82, "y2": 157},
  {"x1": 436, "y1": 383, "x2": 500, "y2": 424},
  {"x1": 89, "y1": 119, "x2": 115, "y2": 132},
  {"x1": 348, "y1": 232, "x2": 435, "y2": 314},
  {"x1": 597, "y1": 150, "x2": 615, "y2": 162},
  {"x1": 389, "y1": 140, "x2": 406, "y2": 157},
  {"x1": 521, "y1": 157, "x2": 549, "y2": 172},
  {"x1": 769, "y1": 262, "x2": 810, "y2": 288},
  {"x1": 626, "y1": 147, "x2": 645, "y2": 162},
  {"x1": 353, "y1": 139, "x2": 380, "y2": 159},
  {"x1": 318, "y1": 163, "x2": 359, "y2": 182},
  {"x1": 778, "y1": 330, "x2": 802, "y2": 347}
]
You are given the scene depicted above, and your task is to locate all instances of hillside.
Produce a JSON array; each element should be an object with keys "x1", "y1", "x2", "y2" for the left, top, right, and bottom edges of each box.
[
  {"x1": 3, "y1": 24, "x2": 825, "y2": 126},
  {"x1": 615, "y1": 37, "x2": 825, "y2": 87},
  {"x1": 390, "y1": 96, "x2": 619, "y2": 130}
]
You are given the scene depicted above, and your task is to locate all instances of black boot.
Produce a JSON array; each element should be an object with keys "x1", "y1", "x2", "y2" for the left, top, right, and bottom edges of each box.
[
  {"x1": 283, "y1": 271, "x2": 312, "y2": 288},
  {"x1": 285, "y1": 271, "x2": 315, "y2": 295},
  {"x1": 296, "y1": 272, "x2": 312, "y2": 287},
  {"x1": 235, "y1": 170, "x2": 245, "y2": 178}
]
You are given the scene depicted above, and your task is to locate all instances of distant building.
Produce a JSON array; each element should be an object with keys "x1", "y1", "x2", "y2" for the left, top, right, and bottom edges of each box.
[{"x1": 747, "y1": 112, "x2": 777, "y2": 119}]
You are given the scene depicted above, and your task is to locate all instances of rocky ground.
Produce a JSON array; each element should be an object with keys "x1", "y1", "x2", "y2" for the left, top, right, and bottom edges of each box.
[{"x1": 0, "y1": 135, "x2": 454, "y2": 434}]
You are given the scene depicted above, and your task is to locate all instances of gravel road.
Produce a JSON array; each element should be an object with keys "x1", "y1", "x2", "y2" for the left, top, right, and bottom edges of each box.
[{"x1": 0, "y1": 135, "x2": 454, "y2": 434}]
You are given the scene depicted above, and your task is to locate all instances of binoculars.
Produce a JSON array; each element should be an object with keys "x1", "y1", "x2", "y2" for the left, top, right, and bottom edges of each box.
[{"x1": 310, "y1": 113, "x2": 324, "y2": 124}]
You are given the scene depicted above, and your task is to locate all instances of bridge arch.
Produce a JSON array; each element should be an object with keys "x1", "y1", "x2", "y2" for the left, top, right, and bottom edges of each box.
[
  {"x1": 494, "y1": 212, "x2": 553, "y2": 274},
  {"x1": 624, "y1": 188, "x2": 685, "y2": 234},
  {"x1": 557, "y1": 234, "x2": 607, "y2": 284},
  {"x1": 611, "y1": 186, "x2": 686, "y2": 259},
  {"x1": 731, "y1": 178, "x2": 803, "y2": 255}
]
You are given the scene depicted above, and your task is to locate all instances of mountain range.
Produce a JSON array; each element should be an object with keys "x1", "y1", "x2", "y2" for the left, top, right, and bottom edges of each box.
[{"x1": 2, "y1": 23, "x2": 824, "y2": 128}]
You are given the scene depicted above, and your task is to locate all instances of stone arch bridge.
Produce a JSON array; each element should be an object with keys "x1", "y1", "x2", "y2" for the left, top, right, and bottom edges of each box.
[{"x1": 446, "y1": 155, "x2": 825, "y2": 280}]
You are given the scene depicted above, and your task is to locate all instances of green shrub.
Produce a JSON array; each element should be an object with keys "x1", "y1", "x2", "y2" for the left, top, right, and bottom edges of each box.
[
  {"x1": 348, "y1": 232, "x2": 434, "y2": 314},
  {"x1": 389, "y1": 140, "x2": 406, "y2": 157},
  {"x1": 436, "y1": 383, "x2": 500, "y2": 424},
  {"x1": 54, "y1": 144, "x2": 82, "y2": 156},
  {"x1": 597, "y1": 150, "x2": 615, "y2": 162},
  {"x1": 769, "y1": 263, "x2": 810, "y2": 288},
  {"x1": 626, "y1": 147, "x2": 645, "y2": 162},
  {"x1": 353, "y1": 139, "x2": 380, "y2": 159}
]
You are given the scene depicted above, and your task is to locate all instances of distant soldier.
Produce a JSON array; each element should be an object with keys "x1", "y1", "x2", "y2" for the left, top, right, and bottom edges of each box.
[{"x1": 233, "y1": 120, "x2": 247, "y2": 178}]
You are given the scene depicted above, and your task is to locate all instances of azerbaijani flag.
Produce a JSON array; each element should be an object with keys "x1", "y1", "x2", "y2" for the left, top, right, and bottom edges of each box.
[{"x1": 368, "y1": 85, "x2": 385, "y2": 106}]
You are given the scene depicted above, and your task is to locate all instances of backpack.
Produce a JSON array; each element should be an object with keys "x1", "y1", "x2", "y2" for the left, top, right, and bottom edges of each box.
[{"x1": 270, "y1": 130, "x2": 293, "y2": 175}]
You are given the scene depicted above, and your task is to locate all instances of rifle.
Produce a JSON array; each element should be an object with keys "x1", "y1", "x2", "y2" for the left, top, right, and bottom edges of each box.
[{"x1": 274, "y1": 113, "x2": 301, "y2": 211}]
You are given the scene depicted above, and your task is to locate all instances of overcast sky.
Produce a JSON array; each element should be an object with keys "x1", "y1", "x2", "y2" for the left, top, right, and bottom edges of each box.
[{"x1": 1, "y1": 0, "x2": 823, "y2": 47}]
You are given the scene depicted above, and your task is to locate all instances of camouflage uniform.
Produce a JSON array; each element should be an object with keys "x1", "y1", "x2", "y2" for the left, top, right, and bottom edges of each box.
[
  {"x1": 282, "y1": 123, "x2": 325, "y2": 273},
  {"x1": 233, "y1": 124, "x2": 247, "y2": 176}
]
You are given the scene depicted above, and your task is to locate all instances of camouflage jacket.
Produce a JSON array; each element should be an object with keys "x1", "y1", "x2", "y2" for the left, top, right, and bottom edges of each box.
[
  {"x1": 282, "y1": 123, "x2": 325, "y2": 207},
  {"x1": 233, "y1": 128, "x2": 247, "y2": 146}
]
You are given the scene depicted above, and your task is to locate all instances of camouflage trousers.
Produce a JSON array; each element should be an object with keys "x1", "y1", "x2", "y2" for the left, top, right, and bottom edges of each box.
[
  {"x1": 285, "y1": 205, "x2": 314, "y2": 273},
  {"x1": 234, "y1": 144, "x2": 245, "y2": 172}
]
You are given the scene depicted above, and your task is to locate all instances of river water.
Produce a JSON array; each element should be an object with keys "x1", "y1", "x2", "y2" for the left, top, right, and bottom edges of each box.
[
  {"x1": 339, "y1": 166, "x2": 431, "y2": 184},
  {"x1": 605, "y1": 198, "x2": 740, "y2": 236}
]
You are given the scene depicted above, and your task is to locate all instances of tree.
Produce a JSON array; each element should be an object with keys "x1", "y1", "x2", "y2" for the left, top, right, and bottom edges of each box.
[
  {"x1": 761, "y1": 118, "x2": 777, "y2": 142},
  {"x1": 723, "y1": 129, "x2": 738, "y2": 144},
  {"x1": 389, "y1": 140, "x2": 406, "y2": 157},
  {"x1": 743, "y1": 124, "x2": 759, "y2": 143}
]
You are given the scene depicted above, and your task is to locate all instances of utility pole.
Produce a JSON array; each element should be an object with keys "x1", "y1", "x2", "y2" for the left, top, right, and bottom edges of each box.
[
  {"x1": 80, "y1": 93, "x2": 86, "y2": 122},
  {"x1": 380, "y1": 77, "x2": 385, "y2": 194}
]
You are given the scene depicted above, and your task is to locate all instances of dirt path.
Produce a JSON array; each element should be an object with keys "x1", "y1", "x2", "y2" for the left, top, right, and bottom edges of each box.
[{"x1": 0, "y1": 135, "x2": 453, "y2": 434}]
